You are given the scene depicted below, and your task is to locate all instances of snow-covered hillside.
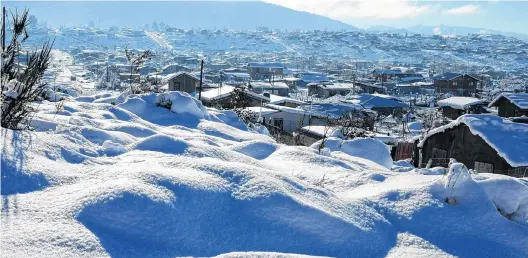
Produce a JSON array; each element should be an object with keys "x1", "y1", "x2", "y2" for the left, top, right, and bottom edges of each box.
[{"x1": 1, "y1": 91, "x2": 528, "y2": 257}]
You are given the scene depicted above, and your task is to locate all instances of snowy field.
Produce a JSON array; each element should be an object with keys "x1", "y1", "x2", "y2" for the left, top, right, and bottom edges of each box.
[{"x1": 2, "y1": 89, "x2": 528, "y2": 257}]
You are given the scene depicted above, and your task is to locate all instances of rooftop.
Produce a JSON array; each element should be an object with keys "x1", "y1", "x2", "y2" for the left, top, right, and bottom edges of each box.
[
  {"x1": 489, "y1": 93, "x2": 528, "y2": 109},
  {"x1": 438, "y1": 97, "x2": 488, "y2": 110}
]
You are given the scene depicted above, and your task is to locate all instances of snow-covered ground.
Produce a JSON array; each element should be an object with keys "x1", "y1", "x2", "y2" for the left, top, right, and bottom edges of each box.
[{"x1": 2, "y1": 90, "x2": 528, "y2": 257}]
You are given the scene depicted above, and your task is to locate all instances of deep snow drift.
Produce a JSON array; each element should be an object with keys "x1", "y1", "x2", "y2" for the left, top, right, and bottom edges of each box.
[{"x1": 1, "y1": 91, "x2": 528, "y2": 257}]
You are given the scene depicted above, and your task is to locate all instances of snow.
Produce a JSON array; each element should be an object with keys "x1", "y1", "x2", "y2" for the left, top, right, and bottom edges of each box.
[
  {"x1": 343, "y1": 94, "x2": 409, "y2": 109},
  {"x1": 244, "y1": 106, "x2": 280, "y2": 116},
  {"x1": 99, "y1": 140, "x2": 127, "y2": 156},
  {"x1": 2, "y1": 91, "x2": 528, "y2": 257},
  {"x1": 474, "y1": 174, "x2": 528, "y2": 224},
  {"x1": 419, "y1": 114, "x2": 528, "y2": 167},
  {"x1": 201, "y1": 85, "x2": 268, "y2": 102},
  {"x1": 437, "y1": 97, "x2": 487, "y2": 110},
  {"x1": 310, "y1": 137, "x2": 393, "y2": 169}
]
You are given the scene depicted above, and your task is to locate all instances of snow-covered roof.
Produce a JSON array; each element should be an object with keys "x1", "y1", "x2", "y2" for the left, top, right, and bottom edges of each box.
[
  {"x1": 265, "y1": 104, "x2": 308, "y2": 115},
  {"x1": 432, "y1": 73, "x2": 479, "y2": 81},
  {"x1": 400, "y1": 76, "x2": 424, "y2": 82},
  {"x1": 249, "y1": 81, "x2": 289, "y2": 89},
  {"x1": 201, "y1": 85, "x2": 269, "y2": 101},
  {"x1": 248, "y1": 62, "x2": 285, "y2": 69},
  {"x1": 488, "y1": 93, "x2": 528, "y2": 109},
  {"x1": 311, "y1": 83, "x2": 353, "y2": 90},
  {"x1": 300, "y1": 125, "x2": 338, "y2": 137},
  {"x1": 371, "y1": 93, "x2": 404, "y2": 102},
  {"x1": 343, "y1": 94, "x2": 409, "y2": 109},
  {"x1": 283, "y1": 77, "x2": 302, "y2": 82},
  {"x1": 418, "y1": 114, "x2": 528, "y2": 167},
  {"x1": 437, "y1": 97, "x2": 488, "y2": 110},
  {"x1": 300, "y1": 73, "x2": 328, "y2": 83},
  {"x1": 323, "y1": 83, "x2": 354, "y2": 90},
  {"x1": 164, "y1": 72, "x2": 200, "y2": 82},
  {"x1": 244, "y1": 106, "x2": 279, "y2": 116},
  {"x1": 268, "y1": 94, "x2": 306, "y2": 105},
  {"x1": 305, "y1": 103, "x2": 376, "y2": 119}
]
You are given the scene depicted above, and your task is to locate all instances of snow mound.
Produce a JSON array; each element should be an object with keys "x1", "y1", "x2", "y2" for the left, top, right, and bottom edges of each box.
[
  {"x1": 156, "y1": 91, "x2": 208, "y2": 119},
  {"x1": 99, "y1": 140, "x2": 127, "y2": 156},
  {"x1": 419, "y1": 167, "x2": 447, "y2": 175},
  {"x1": 310, "y1": 137, "x2": 393, "y2": 169},
  {"x1": 475, "y1": 174, "x2": 528, "y2": 224},
  {"x1": 131, "y1": 134, "x2": 190, "y2": 155},
  {"x1": 230, "y1": 140, "x2": 279, "y2": 159}
]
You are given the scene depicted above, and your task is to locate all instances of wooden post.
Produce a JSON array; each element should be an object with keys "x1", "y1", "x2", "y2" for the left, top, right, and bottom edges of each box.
[{"x1": 198, "y1": 60, "x2": 204, "y2": 100}]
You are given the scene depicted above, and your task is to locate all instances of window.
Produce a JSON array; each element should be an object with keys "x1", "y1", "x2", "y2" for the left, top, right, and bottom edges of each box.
[
  {"x1": 452, "y1": 81, "x2": 458, "y2": 87},
  {"x1": 474, "y1": 161, "x2": 493, "y2": 173}
]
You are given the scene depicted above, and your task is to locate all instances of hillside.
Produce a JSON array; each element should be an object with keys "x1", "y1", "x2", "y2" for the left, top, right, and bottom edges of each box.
[{"x1": 2, "y1": 1, "x2": 357, "y2": 31}]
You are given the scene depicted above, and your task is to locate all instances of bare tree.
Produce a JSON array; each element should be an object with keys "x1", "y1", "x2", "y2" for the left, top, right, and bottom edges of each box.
[
  {"x1": 1, "y1": 9, "x2": 54, "y2": 129},
  {"x1": 124, "y1": 45, "x2": 152, "y2": 93},
  {"x1": 230, "y1": 88, "x2": 251, "y2": 109},
  {"x1": 317, "y1": 125, "x2": 331, "y2": 154},
  {"x1": 333, "y1": 110, "x2": 371, "y2": 140}
]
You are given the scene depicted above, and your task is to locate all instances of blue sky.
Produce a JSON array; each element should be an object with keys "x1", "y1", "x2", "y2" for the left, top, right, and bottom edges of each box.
[
  {"x1": 4, "y1": 1, "x2": 528, "y2": 34},
  {"x1": 266, "y1": 0, "x2": 528, "y2": 34}
]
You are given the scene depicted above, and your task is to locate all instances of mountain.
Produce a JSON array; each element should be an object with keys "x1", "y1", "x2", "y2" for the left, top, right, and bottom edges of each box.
[
  {"x1": 364, "y1": 24, "x2": 528, "y2": 41},
  {"x1": 407, "y1": 25, "x2": 528, "y2": 41},
  {"x1": 3, "y1": 1, "x2": 357, "y2": 31}
]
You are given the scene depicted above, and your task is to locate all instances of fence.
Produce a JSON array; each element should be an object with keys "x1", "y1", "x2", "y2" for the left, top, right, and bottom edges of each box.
[
  {"x1": 495, "y1": 167, "x2": 528, "y2": 178},
  {"x1": 421, "y1": 158, "x2": 451, "y2": 169}
]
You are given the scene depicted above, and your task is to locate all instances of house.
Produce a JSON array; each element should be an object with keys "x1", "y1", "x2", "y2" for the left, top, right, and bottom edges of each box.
[
  {"x1": 201, "y1": 85, "x2": 269, "y2": 108},
  {"x1": 488, "y1": 93, "x2": 528, "y2": 118},
  {"x1": 354, "y1": 81, "x2": 385, "y2": 94},
  {"x1": 342, "y1": 94, "x2": 409, "y2": 116},
  {"x1": 165, "y1": 72, "x2": 201, "y2": 94},
  {"x1": 372, "y1": 69, "x2": 402, "y2": 81},
  {"x1": 432, "y1": 73, "x2": 479, "y2": 97},
  {"x1": 417, "y1": 114, "x2": 528, "y2": 177},
  {"x1": 437, "y1": 97, "x2": 490, "y2": 119},
  {"x1": 308, "y1": 83, "x2": 353, "y2": 98},
  {"x1": 257, "y1": 104, "x2": 329, "y2": 134},
  {"x1": 248, "y1": 81, "x2": 290, "y2": 97},
  {"x1": 284, "y1": 72, "x2": 329, "y2": 89},
  {"x1": 247, "y1": 63, "x2": 286, "y2": 80}
]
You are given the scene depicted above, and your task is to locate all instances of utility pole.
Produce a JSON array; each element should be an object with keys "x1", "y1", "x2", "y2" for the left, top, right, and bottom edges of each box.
[
  {"x1": 2, "y1": 6, "x2": 5, "y2": 52},
  {"x1": 198, "y1": 59, "x2": 204, "y2": 101},
  {"x1": 353, "y1": 59, "x2": 358, "y2": 95},
  {"x1": 130, "y1": 64, "x2": 133, "y2": 92},
  {"x1": 219, "y1": 71, "x2": 222, "y2": 97}
]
